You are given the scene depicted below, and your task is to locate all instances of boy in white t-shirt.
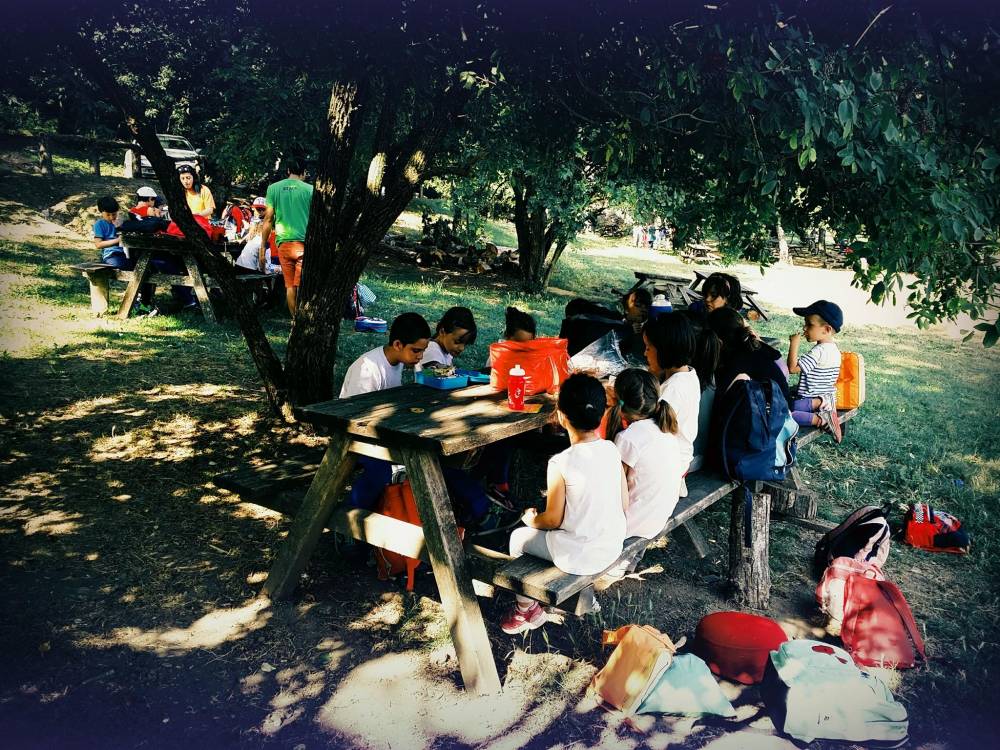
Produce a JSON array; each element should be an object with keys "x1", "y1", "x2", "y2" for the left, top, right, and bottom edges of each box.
[
  {"x1": 341, "y1": 313, "x2": 493, "y2": 530},
  {"x1": 342, "y1": 313, "x2": 430, "y2": 508},
  {"x1": 415, "y1": 306, "x2": 478, "y2": 372},
  {"x1": 787, "y1": 300, "x2": 844, "y2": 443},
  {"x1": 500, "y1": 374, "x2": 628, "y2": 634}
]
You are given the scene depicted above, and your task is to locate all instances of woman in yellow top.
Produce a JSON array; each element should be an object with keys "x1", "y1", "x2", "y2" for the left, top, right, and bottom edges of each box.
[{"x1": 177, "y1": 164, "x2": 215, "y2": 218}]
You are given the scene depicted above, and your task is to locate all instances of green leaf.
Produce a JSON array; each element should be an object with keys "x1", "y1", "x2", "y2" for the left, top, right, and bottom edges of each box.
[
  {"x1": 973, "y1": 322, "x2": 994, "y2": 331},
  {"x1": 838, "y1": 99, "x2": 850, "y2": 126},
  {"x1": 808, "y1": 147, "x2": 817, "y2": 163},
  {"x1": 761, "y1": 179, "x2": 777, "y2": 195},
  {"x1": 872, "y1": 281, "x2": 885, "y2": 304},
  {"x1": 797, "y1": 149, "x2": 809, "y2": 170},
  {"x1": 640, "y1": 107, "x2": 651, "y2": 125},
  {"x1": 789, "y1": 132, "x2": 797, "y2": 150},
  {"x1": 983, "y1": 156, "x2": 1000, "y2": 171},
  {"x1": 869, "y1": 71, "x2": 882, "y2": 91},
  {"x1": 985, "y1": 326, "x2": 999, "y2": 348},
  {"x1": 883, "y1": 121, "x2": 900, "y2": 142}
]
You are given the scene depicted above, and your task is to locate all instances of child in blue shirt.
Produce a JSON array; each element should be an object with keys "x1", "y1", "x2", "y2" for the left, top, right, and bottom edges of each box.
[{"x1": 93, "y1": 197, "x2": 128, "y2": 266}]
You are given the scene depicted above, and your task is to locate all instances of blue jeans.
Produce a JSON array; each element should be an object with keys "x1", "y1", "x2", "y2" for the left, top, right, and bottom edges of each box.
[{"x1": 349, "y1": 456, "x2": 490, "y2": 526}]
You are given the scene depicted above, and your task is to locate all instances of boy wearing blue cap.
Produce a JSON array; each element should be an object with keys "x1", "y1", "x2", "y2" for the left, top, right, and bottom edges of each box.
[{"x1": 787, "y1": 300, "x2": 844, "y2": 442}]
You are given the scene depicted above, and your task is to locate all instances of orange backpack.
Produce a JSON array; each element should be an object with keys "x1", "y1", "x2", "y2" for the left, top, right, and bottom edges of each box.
[
  {"x1": 372, "y1": 481, "x2": 464, "y2": 591},
  {"x1": 835, "y1": 351, "x2": 866, "y2": 410}
]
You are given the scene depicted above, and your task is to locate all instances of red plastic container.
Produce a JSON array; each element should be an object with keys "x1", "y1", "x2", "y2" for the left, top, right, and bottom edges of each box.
[{"x1": 693, "y1": 611, "x2": 788, "y2": 684}]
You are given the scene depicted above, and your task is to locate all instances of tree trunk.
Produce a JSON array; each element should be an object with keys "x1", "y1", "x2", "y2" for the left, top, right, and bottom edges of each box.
[
  {"x1": 775, "y1": 220, "x2": 790, "y2": 264},
  {"x1": 283, "y1": 80, "x2": 450, "y2": 407},
  {"x1": 38, "y1": 137, "x2": 54, "y2": 176},
  {"x1": 512, "y1": 178, "x2": 557, "y2": 293},
  {"x1": 89, "y1": 144, "x2": 101, "y2": 176}
]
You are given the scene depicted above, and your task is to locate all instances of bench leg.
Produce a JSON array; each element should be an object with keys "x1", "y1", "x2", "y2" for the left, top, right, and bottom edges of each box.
[
  {"x1": 116, "y1": 252, "x2": 151, "y2": 319},
  {"x1": 261, "y1": 432, "x2": 356, "y2": 601},
  {"x1": 728, "y1": 482, "x2": 771, "y2": 609},
  {"x1": 767, "y1": 466, "x2": 818, "y2": 521},
  {"x1": 83, "y1": 272, "x2": 110, "y2": 314},
  {"x1": 681, "y1": 520, "x2": 711, "y2": 559},
  {"x1": 402, "y1": 447, "x2": 503, "y2": 695}
]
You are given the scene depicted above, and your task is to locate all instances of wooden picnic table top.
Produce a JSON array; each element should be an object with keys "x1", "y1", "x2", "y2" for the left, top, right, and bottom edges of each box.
[{"x1": 296, "y1": 383, "x2": 555, "y2": 456}]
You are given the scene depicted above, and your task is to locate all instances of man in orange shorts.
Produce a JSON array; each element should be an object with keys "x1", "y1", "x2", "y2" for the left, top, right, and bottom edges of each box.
[{"x1": 259, "y1": 157, "x2": 314, "y2": 316}]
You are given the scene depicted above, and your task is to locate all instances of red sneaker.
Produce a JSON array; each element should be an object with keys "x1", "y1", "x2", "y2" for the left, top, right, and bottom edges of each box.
[{"x1": 500, "y1": 601, "x2": 546, "y2": 634}]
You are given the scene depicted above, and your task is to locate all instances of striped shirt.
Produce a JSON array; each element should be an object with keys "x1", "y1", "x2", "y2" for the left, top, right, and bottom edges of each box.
[{"x1": 797, "y1": 341, "x2": 841, "y2": 398}]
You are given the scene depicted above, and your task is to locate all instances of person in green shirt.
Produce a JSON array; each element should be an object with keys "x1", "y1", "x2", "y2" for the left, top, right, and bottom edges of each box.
[{"x1": 259, "y1": 157, "x2": 314, "y2": 315}]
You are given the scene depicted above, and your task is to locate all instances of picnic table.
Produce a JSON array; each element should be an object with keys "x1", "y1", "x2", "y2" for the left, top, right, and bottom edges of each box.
[
  {"x1": 627, "y1": 270, "x2": 769, "y2": 320},
  {"x1": 261, "y1": 383, "x2": 556, "y2": 695},
  {"x1": 690, "y1": 269, "x2": 769, "y2": 320},
  {"x1": 220, "y1": 373, "x2": 858, "y2": 696},
  {"x1": 70, "y1": 233, "x2": 274, "y2": 324}
]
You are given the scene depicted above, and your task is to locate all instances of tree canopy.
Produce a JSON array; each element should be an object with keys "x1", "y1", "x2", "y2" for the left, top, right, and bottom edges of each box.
[{"x1": 2, "y1": 0, "x2": 998, "y2": 411}]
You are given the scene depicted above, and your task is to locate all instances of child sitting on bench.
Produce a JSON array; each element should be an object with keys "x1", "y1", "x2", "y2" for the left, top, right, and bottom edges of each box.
[
  {"x1": 500, "y1": 373, "x2": 628, "y2": 634},
  {"x1": 605, "y1": 368, "x2": 684, "y2": 541},
  {"x1": 787, "y1": 300, "x2": 844, "y2": 443},
  {"x1": 416, "y1": 306, "x2": 478, "y2": 371},
  {"x1": 340, "y1": 312, "x2": 493, "y2": 530}
]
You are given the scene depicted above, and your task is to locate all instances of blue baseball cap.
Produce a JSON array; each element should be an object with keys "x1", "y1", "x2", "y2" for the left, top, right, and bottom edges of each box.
[{"x1": 793, "y1": 300, "x2": 843, "y2": 332}]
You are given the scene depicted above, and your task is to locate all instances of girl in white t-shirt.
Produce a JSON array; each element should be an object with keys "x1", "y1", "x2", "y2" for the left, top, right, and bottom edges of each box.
[
  {"x1": 605, "y1": 368, "x2": 684, "y2": 539},
  {"x1": 415, "y1": 306, "x2": 478, "y2": 372},
  {"x1": 500, "y1": 373, "x2": 628, "y2": 634},
  {"x1": 642, "y1": 312, "x2": 701, "y2": 474}
]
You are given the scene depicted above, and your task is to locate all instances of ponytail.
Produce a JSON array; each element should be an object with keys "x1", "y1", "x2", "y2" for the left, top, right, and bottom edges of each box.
[
  {"x1": 655, "y1": 399, "x2": 679, "y2": 435},
  {"x1": 604, "y1": 401, "x2": 626, "y2": 443}
]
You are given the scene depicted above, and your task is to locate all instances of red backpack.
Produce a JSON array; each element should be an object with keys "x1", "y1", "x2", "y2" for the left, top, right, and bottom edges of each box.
[
  {"x1": 816, "y1": 557, "x2": 885, "y2": 626},
  {"x1": 903, "y1": 503, "x2": 971, "y2": 554},
  {"x1": 840, "y1": 574, "x2": 926, "y2": 669},
  {"x1": 372, "y1": 481, "x2": 464, "y2": 591}
]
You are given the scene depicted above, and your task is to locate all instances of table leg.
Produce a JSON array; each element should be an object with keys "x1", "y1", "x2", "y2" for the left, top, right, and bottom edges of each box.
[
  {"x1": 401, "y1": 447, "x2": 503, "y2": 695},
  {"x1": 116, "y1": 252, "x2": 151, "y2": 319},
  {"x1": 183, "y1": 252, "x2": 218, "y2": 324},
  {"x1": 261, "y1": 432, "x2": 356, "y2": 600}
]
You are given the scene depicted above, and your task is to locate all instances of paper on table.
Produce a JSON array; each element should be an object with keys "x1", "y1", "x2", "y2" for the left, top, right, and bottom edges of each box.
[{"x1": 500, "y1": 402, "x2": 543, "y2": 413}]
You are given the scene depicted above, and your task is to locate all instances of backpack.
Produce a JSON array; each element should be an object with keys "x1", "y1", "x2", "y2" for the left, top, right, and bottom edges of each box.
[
  {"x1": 760, "y1": 639, "x2": 909, "y2": 746},
  {"x1": 372, "y1": 480, "x2": 463, "y2": 591},
  {"x1": 816, "y1": 556, "x2": 886, "y2": 627},
  {"x1": 342, "y1": 284, "x2": 364, "y2": 320},
  {"x1": 589, "y1": 625, "x2": 691, "y2": 715},
  {"x1": 841, "y1": 575, "x2": 926, "y2": 669},
  {"x1": 813, "y1": 505, "x2": 891, "y2": 578},
  {"x1": 712, "y1": 376, "x2": 798, "y2": 483},
  {"x1": 836, "y1": 351, "x2": 867, "y2": 410},
  {"x1": 903, "y1": 503, "x2": 971, "y2": 554}
]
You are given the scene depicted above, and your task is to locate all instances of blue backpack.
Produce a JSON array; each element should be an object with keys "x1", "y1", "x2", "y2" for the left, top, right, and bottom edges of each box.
[{"x1": 713, "y1": 376, "x2": 798, "y2": 483}]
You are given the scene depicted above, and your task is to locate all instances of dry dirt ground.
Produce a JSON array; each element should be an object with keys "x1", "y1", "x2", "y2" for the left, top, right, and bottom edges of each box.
[{"x1": 0, "y1": 198, "x2": 995, "y2": 749}]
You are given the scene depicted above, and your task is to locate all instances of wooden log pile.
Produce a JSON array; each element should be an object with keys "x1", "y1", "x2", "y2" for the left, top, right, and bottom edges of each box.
[{"x1": 380, "y1": 231, "x2": 521, "y2": 276}]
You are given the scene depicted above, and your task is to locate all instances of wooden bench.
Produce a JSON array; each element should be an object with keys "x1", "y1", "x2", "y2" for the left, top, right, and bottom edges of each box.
[
  {"x1": 215, "y1": 407, "x2": 858, "y2": 617},
  {"x1": 70, "y1": 258, "x2": 275, "y2": 323}
]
